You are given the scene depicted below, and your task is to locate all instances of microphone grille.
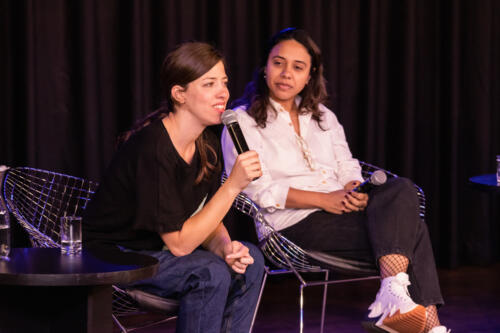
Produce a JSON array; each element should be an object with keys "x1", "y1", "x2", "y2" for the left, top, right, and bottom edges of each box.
[
  {"x1": 370, "y1": 170, "x2": 387, "y2": 186},
  {"x1": 221, "y1": 109, "x2": 237, "y2": 125}
]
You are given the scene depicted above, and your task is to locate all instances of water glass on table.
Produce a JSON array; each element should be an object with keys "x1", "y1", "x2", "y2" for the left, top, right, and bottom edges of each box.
[
  {"x1": 0, "y1": 210, "x2": 10, "y2": 260},
  {"x1": 497, "y1": 155, "x2": 500, "y2": 185},
  {"x1": 60, "y1": 216, "x2": 82, "y2": 255}
]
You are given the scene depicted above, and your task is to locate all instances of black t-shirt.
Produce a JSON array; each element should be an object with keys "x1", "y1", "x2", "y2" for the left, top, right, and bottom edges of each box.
[{"x1": 83, "y1": 119, "x2": 221, "y2": 251}]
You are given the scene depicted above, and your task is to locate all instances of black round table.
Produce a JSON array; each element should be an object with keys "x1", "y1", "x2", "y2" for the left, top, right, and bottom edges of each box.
[
  {"x1": 0, "y1": 247, "x2": 158, "y2": 333},
  {"x1": 468, "y1": 174, "x2": 500, "y2": 193}
]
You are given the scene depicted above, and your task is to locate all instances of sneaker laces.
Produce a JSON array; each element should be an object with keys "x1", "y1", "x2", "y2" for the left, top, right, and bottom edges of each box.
[{"x1": 368, "y1": 272, "x2": 420, "y2": 325}]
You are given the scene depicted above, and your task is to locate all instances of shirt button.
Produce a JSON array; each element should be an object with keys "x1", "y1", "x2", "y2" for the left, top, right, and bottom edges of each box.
[
  {"x1": 288, "y1": 122, "x2": 292, "y2": 126},
  {"x1": 321, "y1": 170, "x2": 326, "y2": 174},
  {"x1": 276, "y1": 203, "x2": 280, "y2": 207},
  {"x1": 321, "y1": 180, "x2": 326, "y2": 184}
]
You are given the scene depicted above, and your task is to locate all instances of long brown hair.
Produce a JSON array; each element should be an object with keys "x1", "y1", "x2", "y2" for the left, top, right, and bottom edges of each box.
[
  {"x1": 232, "y1": 28, "x2": 327, "y2": 128},
  {"x1": 118, "y1": 42, "x2": 224, "y2": 184}
]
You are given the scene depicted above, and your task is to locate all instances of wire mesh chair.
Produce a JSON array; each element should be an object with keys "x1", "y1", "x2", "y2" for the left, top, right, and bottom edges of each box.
[
  {"x1": 0, "y1": 166, "x2": 179, "y2": 333},
  {"x1": 226, "y1": 161, "x2": 427, "y2": 333}
]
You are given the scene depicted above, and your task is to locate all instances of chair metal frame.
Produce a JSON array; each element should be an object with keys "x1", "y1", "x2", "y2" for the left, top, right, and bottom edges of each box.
[
  {"x1": 228, "y1": 161, "x2": 427, "y2": 333},
  {"x1": 0, "y1": 166, "x2": 178, "y2": 333}
]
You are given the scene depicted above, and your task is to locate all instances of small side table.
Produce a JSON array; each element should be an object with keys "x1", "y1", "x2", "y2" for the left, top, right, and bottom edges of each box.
[
  {"x1": 468, "y1": 174, "x2": 500, "y2": 193},
  {"x1": 0, "y1": 248, "x2": 158, "y2": 333},
  {"x1": 468, "y1": 174, "x2": 500, "y2": 264}
]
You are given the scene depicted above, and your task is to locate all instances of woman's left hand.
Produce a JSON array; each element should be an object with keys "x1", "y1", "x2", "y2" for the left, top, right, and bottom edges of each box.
[{"x1": 223, "y1": 241, "x2": 254, "y2": 274}]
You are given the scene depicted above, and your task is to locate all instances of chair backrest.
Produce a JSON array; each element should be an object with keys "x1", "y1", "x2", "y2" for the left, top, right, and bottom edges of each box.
[
  {"x1": 0, "y1": 166, "x2": 175, "y2": 324},
  {"x1": 232, "y1": 188, "x2": 378, "y2": 273},
  {"x1": 0, "y1": 166, "x2": 98, "y2": 248}
]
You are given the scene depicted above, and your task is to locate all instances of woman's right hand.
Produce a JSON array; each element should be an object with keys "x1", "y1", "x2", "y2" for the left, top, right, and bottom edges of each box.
[
  {"x1": 318, "y1": 189, "x2": 369, "y2": 214},
  {"x1": 226, "y1": 150, "x2": 262, "y2": 194}
]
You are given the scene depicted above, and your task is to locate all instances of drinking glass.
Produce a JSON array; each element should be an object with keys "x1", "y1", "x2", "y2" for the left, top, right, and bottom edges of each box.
[
  {"x1": 0, "y1": 210, "x2": 10, "y2": 260},
  {"x1": 496, "y1": 155, "x2": 500, "y2": 185},
  {"x1": 60, "y1": 216, "x2": 82, "y2": 255}
]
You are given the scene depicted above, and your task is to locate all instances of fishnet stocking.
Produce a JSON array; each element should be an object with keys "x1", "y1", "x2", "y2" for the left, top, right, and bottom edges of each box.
[
  {"x1": 424, "y1": 305, "x2": 441, "y2": 332},
  {"x1": 379, "y1": 254, "x2": 409, "y2": 278}
]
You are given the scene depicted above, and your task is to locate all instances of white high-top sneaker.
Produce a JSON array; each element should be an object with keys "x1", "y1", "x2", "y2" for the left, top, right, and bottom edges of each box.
[
  {"x1": 428, "y1": 326, "x2": 450, "y2": 333},
  {"x1": 368, "y1": 272, "x2": 426, "y2": 333}
]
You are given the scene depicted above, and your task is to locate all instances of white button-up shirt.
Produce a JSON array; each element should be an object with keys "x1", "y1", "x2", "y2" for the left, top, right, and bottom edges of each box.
[{"x1": 221, "y1": 98, "x2": 364, "y2": 231}]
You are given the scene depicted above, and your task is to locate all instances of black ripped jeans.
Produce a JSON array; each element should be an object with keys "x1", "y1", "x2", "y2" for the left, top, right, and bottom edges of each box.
[{"x1": 281, "y1": 177, "x2": 444, "y2": 307}]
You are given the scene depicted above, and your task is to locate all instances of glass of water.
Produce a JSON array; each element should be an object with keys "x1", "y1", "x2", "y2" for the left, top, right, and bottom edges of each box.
[
  {"x1": 497, "y1": 155, "x2": 500, "y2": 185},
  {"x1": 60, "y1": 216, "x2": 82, "y2": 255},
  {"x1": 0, "y1": 210, "x2": 10, "y2": 260}
]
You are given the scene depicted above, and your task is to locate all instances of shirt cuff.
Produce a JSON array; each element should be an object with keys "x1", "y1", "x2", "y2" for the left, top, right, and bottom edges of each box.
[
  {"x1": 339, "y1": 173, "x2": 365, "y2": 187},
  {"x1": 258, "y1": 184, "x2": 289, "y2": 213}
]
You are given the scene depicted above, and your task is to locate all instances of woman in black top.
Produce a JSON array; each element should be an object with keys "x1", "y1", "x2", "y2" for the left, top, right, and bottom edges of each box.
[{"x1": 83, "y1": 42, "x2": 264, "y2": 333}]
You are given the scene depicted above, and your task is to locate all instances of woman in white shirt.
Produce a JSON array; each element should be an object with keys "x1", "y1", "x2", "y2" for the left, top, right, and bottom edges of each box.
[{"x1": 221, "y1": 28, "x2": 448, "y2": 333}]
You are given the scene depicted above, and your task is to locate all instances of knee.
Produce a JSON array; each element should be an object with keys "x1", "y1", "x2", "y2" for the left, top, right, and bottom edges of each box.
[
  {"x1": 247, "y1": 242, "x2": 265, "y2": 267},
  {"x1": 382, "y1": 177, "x2": 418, "y2": 202},
  {"x1": 416, "y1": 218, "x2": 430, "y2": 237},
  {"x1": 242, "y1": 242, "x2": 265, "y2": 281},
  {"x1": 208, "y1": 260, "x2": 232, "y2": 287},
  {"x1": 191, "y1": 256, "x2": 232, "y2": 292},
  {"x1": 389, "y1": 177, "x2": 415, "y2": 193}
]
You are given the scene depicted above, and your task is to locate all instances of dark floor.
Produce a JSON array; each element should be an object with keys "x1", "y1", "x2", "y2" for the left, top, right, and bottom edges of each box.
[{"x1": 114, "y1": 263, "x2": 500, "y2": 333}]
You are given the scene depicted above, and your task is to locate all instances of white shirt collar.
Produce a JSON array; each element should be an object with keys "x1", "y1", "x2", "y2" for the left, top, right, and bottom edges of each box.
[
  {"x1": 268, "y1": 96, "x2": 303, "y2": 113},
  {"x1": 269, "y1": 96, "x2": 312, "y2": 137}
]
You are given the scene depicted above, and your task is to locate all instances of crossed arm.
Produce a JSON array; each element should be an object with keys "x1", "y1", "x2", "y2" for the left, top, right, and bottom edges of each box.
[{"x1": 160, "y1": 151, "x2": 262, "y2": 273}]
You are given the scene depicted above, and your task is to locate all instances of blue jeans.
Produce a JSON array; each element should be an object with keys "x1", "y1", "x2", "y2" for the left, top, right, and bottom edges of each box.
[
  {"x1": 126, "y1": 241, "x2": 264, "y2": 333},
  {"x1": 281, "y1": 177, "x2": 444, "y2": 307}
]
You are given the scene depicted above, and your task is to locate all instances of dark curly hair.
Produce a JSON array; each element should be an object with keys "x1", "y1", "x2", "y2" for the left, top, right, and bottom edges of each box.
[{"x1": 232, "y1": 28, "x2": 327, "y2": 128}]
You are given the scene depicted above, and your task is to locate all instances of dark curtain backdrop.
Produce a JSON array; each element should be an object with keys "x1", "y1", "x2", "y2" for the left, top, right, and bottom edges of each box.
[{"x1": 1, "y1": 0, "x2": 499, "y2": 268}]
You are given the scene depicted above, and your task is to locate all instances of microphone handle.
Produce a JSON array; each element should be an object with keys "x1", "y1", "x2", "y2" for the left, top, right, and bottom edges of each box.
[
  {"x1": 226, "y1": 122, "x2": 260, "y2": 181},
  {"x1": 353, "y1": 180, "x2": 375, "y2": 193},
  {"x1": 227, "y1": 122, "x2": 249, "y2": 154}
]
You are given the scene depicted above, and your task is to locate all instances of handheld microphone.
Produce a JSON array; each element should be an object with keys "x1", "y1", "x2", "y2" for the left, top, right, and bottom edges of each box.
[
  {"x1": 353, "y1": 170, "x2": 387, "y2": 193},
  {"x1": 222, "y1": 109, "x2": 261, "y2": 181},
  {"x1": 221, "y1": 109, "x2": 249, "y2": 154}
]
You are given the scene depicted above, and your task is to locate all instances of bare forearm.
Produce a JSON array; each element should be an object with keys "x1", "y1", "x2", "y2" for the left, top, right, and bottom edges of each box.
[
  {"x1": 285, "y1": 187, "x2": 326, "y2": 209},
  {"x1": 161, "y1": 181, "x2": 239, "y2": 256},
  {"x1": 202, "y1": 223, "x2": 231, "y2": 258},
  {"x1": 286, "y1": 186, "x2": 354, "y2": 215}
]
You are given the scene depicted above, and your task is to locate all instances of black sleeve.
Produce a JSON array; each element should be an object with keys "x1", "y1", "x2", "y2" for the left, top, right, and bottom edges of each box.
[
  {"x1": 155, "y1": 153, "x2": 190, "y2": 233},
  {"x1": 133, "y1": 145, "x2": 186, "y2": 234}
]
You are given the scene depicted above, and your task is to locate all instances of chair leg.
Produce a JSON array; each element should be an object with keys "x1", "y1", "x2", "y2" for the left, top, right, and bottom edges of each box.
[
  {"x1": 112, "y1": 314, "x2": 128, "y2": 333},
  {"x1": 300, "y1": 284, "x2": 305, "y2": 333},
  {"x1": 113, "y1": 314, "x2": 177, "y2": 333},
  {"x1": 250, "y1": 269, "x2": 269, "y2": 333},
  {"x1": 299, "y1": 269, "x2": 330, "y2": 333},
  {"x1": 319, "y1": 270, "x2": 329, "y2": 333}
]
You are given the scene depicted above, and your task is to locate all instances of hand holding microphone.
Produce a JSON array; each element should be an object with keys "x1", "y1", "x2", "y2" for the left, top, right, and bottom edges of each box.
[
  {"x1": 222, "y1": 109, "x2": 261, "y2": 184},
  {"x1": 342, "y1": 170, "x2": 387, "y2": 212}
]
